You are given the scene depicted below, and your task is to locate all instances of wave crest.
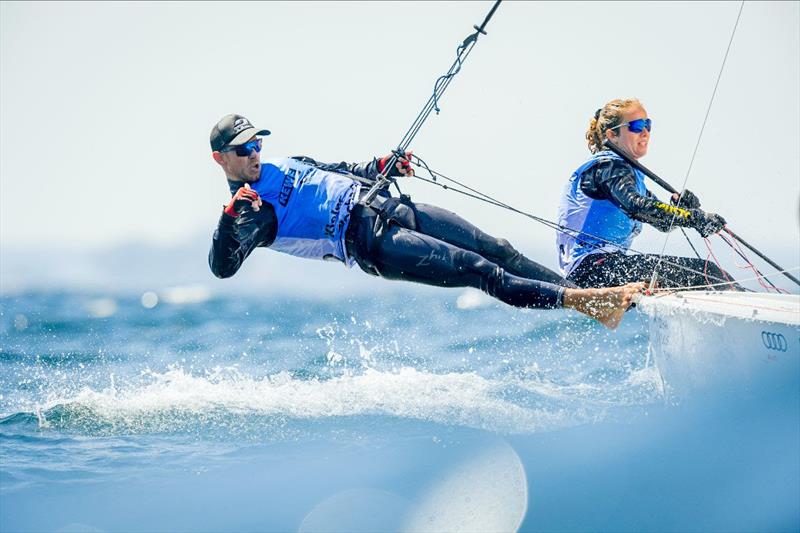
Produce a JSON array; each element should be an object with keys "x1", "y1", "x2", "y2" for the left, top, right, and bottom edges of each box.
[{"x1": 16, "y1": 365, "x2": 663, "y2": 436}]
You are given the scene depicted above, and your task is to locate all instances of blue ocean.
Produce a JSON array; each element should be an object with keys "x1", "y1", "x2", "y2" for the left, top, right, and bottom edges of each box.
[{"x1": 1, "y1": 287, "x2": 797, "y2": 532}]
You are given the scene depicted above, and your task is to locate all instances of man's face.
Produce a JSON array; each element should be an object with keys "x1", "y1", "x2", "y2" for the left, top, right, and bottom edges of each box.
[{"x1": 213, "y1": 137, "x2": 262, "y2": 182}]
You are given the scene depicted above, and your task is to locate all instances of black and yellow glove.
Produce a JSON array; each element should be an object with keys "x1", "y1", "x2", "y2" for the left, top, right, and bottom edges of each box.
[
  {"x1": 671, "y1": 189, "x2": 702, "y2": 209},
  {"x1": 689, "y1": 209, "x2": 726, "y2": 237}
]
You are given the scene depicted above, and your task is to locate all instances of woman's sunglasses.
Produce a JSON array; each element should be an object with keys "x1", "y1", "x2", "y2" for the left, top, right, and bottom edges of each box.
[
  {"x1": 220, "y1": 138, "x2": 263, "y2": 157},
  {"x1": 610, "y1": 118, "x2": 652, "y2": 134}
]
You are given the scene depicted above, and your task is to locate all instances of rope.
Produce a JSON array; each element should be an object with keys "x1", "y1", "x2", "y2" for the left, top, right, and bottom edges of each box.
[
  {"x1": 718, "y1": 228, "x2": 786, "y2": 292},
  {"x1": 363, "y1": 0, "x2": 502, "y2": 205},
  {"x1": 399, "y1": 34, "x2": 479, "y2": 152},
  {"x1": 703, "y1": 237, "x2": 733, "y2": 287},
  {"x1": 645, "y1": 266, "x2": 800, "y2": 293},
  {"x1": 650, "y1": 0, "x2": 746, "y2": 289}
]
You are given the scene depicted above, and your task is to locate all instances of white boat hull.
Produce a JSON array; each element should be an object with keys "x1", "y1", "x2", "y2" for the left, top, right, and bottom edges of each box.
[{"x1": 637, "y1": 291, "x2": 800, "y2": 398}]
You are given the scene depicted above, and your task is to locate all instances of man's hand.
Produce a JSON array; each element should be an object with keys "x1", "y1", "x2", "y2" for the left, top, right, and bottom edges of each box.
[
  {"x1": 689, "y1": 208, "x2": 726, "y2": 237},
  {"x1": 378, "y1": 151, "x2": 414, "y2": 177},
  {"x1": 224, "y1": 183, "x2": 262, "y2": 217},
  {"x1": 671, "y1": 189, "x2": 701, "y2": 209}
]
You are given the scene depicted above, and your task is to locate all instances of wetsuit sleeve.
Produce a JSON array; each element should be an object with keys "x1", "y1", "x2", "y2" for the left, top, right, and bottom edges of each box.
[
  {"x1": 208, "y1": 204, "x2": 278, "y2": 279},
  {"x1": 581, "y1": 160, "x2": 694, "y2": 232},
  {"x1": 291, "y1": 156, "x2": 383, "y2": 181}
]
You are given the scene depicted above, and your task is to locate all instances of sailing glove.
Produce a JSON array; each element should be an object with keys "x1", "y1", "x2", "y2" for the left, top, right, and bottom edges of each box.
[
  {"x1": 378, "y1": 151, "x2": 414, "y2": 177},
  {"x1": 671, "y1": 189, "x2": 701, "y2": 209},
  {"x1": 224, "y1": 185, "x2": 262, "y2": 218},
  {"x1": 689, "y1": 209, "x2": 726, "y2": 237}
]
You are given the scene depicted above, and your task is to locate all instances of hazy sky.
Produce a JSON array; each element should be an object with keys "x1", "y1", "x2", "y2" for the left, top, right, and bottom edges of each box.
[{"x1": 2, "y1": 1, "x2": 798, "y2": 281}]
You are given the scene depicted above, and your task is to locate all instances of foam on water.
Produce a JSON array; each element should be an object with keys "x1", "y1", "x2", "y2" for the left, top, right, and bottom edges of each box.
[
  {"x1": 0, "y1": 290, "x2": 665, "y2": 440},
  {"x1": 24, "y1": 364, "x2": 664, "y2": 436}
]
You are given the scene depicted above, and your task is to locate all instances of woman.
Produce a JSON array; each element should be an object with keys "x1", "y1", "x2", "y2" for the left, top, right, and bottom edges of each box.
[{"x1": 556, "y1": 98, "x2": 736, "y2": 289}]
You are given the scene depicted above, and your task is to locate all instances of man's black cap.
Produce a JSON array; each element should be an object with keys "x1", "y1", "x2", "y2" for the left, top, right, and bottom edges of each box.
[{"x1": 210, "y1": 114, "x2": 271, "y2": 151}]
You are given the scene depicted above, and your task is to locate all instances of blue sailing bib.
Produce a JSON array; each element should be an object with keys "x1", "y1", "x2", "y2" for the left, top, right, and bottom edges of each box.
[
  {"x1": 556, "y1": 151, "x2": 647, "y2": 276},
  {"x1": 248, "y1": 157, "x2": 360, "y2": 265}
]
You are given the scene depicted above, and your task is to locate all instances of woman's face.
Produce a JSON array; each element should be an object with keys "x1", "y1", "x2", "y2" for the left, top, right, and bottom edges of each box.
[{"x1": 606, "y1": 104, "x2": 650, "y2": 159}]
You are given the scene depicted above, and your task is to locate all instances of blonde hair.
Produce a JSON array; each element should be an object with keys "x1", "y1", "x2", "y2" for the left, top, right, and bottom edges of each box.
[{"x1": 585, "y1": 98, "x2": 642, "y2": 153}]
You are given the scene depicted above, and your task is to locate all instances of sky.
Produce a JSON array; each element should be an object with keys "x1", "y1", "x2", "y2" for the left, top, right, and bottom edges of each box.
[{"x1": 1, "y1": 1, "x2": 799, "y2": 292}]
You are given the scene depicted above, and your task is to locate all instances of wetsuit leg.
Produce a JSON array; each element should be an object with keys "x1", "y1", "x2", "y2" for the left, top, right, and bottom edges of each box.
[
  {"x1": 568, "y1": 252, "x2": 739, "y2": 290},
  {"x1": 408, "y1": 202, "x2": 574, "y2": 287},
  {"x1": 368, "y1": 224, "x2": 564, "y2": 309}
]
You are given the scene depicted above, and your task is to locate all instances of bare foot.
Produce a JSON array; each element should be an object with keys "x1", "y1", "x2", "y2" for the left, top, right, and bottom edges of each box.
[{"x1": 562, "y1": 283, "x2": 645, "y2": 329}]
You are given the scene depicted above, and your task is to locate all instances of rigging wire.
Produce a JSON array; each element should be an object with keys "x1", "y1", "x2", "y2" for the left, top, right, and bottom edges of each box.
[
  {"x1": 362, "y1": 0, "x2": 502, "y2": 205},
  {"x1": 649, "y1": 0, "x2": 746, "y2": 290},
  {"x1": 680, "y1": 227, "x2": 704, "y2": 262}
]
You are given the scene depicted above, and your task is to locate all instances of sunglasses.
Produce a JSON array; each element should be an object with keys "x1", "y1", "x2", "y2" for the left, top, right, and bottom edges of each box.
[
  {"x1": 610, "y1": 118, "x2": 652, "y2": 134},
  {"x1": 220, "y1": 138, "x2": 262, "y2": 157}
]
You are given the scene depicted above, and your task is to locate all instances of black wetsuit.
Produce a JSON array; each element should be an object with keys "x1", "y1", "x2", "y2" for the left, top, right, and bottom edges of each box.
[
  {"x1": 210, "y1": 156, "x2": 575, "y2": 309},
  {"x1": 568, "y1": 158, "x2": 737, "y2": 289}
]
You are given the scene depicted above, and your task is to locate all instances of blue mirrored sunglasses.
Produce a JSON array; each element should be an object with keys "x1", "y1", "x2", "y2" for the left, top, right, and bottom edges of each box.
[
  {"x1": 221, "y1": 138, "x2": 262, "y2": 157},
  {"x1": 610, "y1": 118, "x2": 652, "y2": 133}
]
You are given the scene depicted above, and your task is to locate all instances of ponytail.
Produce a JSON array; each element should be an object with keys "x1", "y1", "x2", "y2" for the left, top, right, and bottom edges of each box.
[{"x1": 585, "y1": 98, "x2": 642, "y2": 153}]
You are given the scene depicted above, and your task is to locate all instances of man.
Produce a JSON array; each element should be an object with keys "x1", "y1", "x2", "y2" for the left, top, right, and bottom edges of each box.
[{"x1": 208, "y1": 114, "x2": 643, "y2": 329}]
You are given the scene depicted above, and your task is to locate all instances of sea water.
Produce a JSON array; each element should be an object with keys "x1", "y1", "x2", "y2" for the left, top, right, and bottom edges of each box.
[{"x1": 1, "y1": 288, "x2": 797, "y2": 532}]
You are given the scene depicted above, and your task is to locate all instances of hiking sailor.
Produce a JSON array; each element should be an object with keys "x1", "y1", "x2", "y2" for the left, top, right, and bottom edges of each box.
[
  {"x1": 208, "y1": 114, "x2": 643, "y2": 329},
  {"x1": 556, "y1": 98, "x2": 738, "y2": 289}
]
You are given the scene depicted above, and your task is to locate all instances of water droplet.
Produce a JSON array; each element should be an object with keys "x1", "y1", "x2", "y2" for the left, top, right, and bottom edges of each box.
[
  {"x1": 13, "y1": 314, "x2": 28, "y2": 330},
  {"x1": 141, "y1": 291, "x2": 159, "y2": 308}
]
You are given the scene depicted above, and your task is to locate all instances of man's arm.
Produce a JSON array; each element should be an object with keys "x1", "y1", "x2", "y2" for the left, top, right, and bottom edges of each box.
[
  {"x1": 209, "y1": 203, "x2": 278, "y2": 279},
  {"x1": 292, "y1": 152, "x2": 413, "y2": 182},
  {"x1": 290, "y1": 156, "x2": 381, "y2": 181}
]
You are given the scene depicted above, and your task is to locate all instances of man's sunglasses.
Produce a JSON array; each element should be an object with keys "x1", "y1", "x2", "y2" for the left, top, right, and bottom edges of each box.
[
  {"x1": 610, "y1": 118, "x2": 652, "y2": 134},
  {"x1": 220, "y1": 138, "x2": 262, "y2": 157}
]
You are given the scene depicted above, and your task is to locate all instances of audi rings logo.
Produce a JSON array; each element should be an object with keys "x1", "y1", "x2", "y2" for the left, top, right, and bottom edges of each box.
[{"x1": 761, "y1": 331, "x2": 788, "y2": 352}]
